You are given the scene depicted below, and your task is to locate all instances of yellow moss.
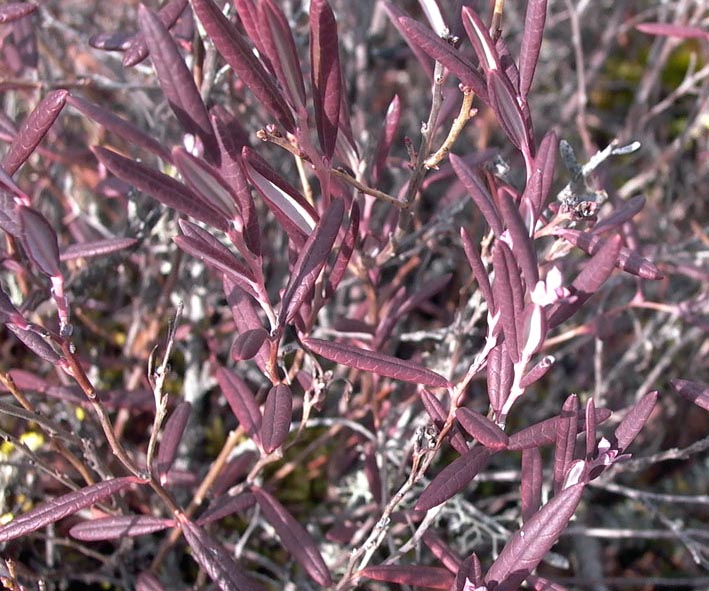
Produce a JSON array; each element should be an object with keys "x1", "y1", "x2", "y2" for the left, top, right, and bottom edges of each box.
[
  {"x1": 0, "y1": 513, "x2": 14, "y2": 525},
  {"x1": 75, "y1": 406, "x2": 86, "y2": 421},
  {"x1": 19, "y1": 432, "x2": 44, "y2": 452},
  {"x1": 0, "y1": 442, "x2": 14, "y2": 457}
]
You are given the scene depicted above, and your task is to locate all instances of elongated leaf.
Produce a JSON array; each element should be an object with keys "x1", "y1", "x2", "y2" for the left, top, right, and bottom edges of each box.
[
  {"x1": 224, "y1": 281, "x2": 270, "y2": 374},
  {"x1": 498, "y1": 190, "x2": 539, "y2": 288},
  {"x1": 497, "y1": 37, "x2": 520, "y2": 93},
  {"x1": 89, "y1": 31, "x2": 134, "y2": 51},
  {"x1": 0, "y1": 3, "x2": 37, "y2": 24},
  {"x1": 585, "y1": 398, "x2": 597, "y2": 458},
  {"x1": 157, "y1": 401, "x2": 192, "y2": 478},
  {"x1": 325, "y1": 200, "x2": 359, "y2": 298},
  {"x1": 484, "y1": 483, "x2": 585, "y2": 590},
  {"x1": 519, "y1": 355, "x2": 554, "y2": 389},
  {"x1": 138, "y1": 6, "x2": 215, "y2": 155},
  {"x1": 7, "y1": 324, "x2": 62, "y2": 364},
  {"x1": 671, "y1": 379, "x2": 709, "y2": 412},
  {"x1": 557, "y1": 229, "x2": 662, "y2": 280},
  {"x1": 361, "y1": 565, "x2": 454, "y2": 589},
  {"x1": 420, "y1": 389, "x2": 468, "y2": 454},
  {"x1": 2, "y1": 89, "x2": 68, "y2": 175},
  {"x1": 507, "y1": 407, "x2": 612, "y2": 450},
  {"x1": 460, "y1": 227, "x2": 494, "y2": 309},
  {"x1": 488, "y1": 69, "x2": 530, "y2": 152},
  {"x1": 381, "y1": 2, "x2": 434, "y2": 79},
  {"x1": 422, "y1": 531, "x2": 461, "y2": 572},
  {"x1": 461, "y1": 6, "x2": 500, "y2": 73},
  {"x1": 487, "y1": 342, "x2": 513, "y2": 416},
  {"x1": 519, "y1": 0, "x2": 547, "y2": 100},
  {"x1": 492, "y1": 242, "x2": 520, "y2": 362},
  {"x1": 233, "y1": 0, "x2": 269, "y2": 67},
  {"x1": 60, "y1": 237, "x2": 137, "y2": 261},
  {"x1": 416, "y1": 447, "x2": 492, "y2": 511},
  {"x1": 0, "y1": 477, "x2": 139, "y2": 543},
  {"x1": 136, "y1": 572, "x2": 167, "y2": 591},
  {"x1": 553, "y1": 394, "x2": 579, "y2": 494},
  {"x1": 281, "y1": 198, "x2": 344, "y2": 325},
  {"x1": 70, "y1": 515, "x2": 173, "y2": 541},
  {"x1": 535, "y1": 130, "x2": 557, "y2": 211},
  {"x1": 257, "y1": 0, "x2": 306, "y2": 113},
  {"x1": 456, "y1": 407, "x2": 509, "y2": 451},
  {"x1": 636, "y1": 22, "x2": 709, "y2": 40},
  {"x1": 397, "y1": 16, "x2": 487, "y2": 99},
  {"x1": 191, "y1": 0, "x2": 295, "y2": 131},
  {"x1": 592, "y1": 195, "x2": 646, "y2": 233},
  {"x1": 232, "y1": 328, "x2": 269, "y2": 361},
  {"x1": 372, "y1": 95, "x2": 401, "y2": 185},
  {"x1": 93, "y1": 146, "x2": 228, "y2": 231},
  {"x1": 310, "y1": 0, "x2": 341, "y2": 159},
  {"x1": 210, "y1": 450, "x2": 257, "y2": 498},
  {"x1": 521, "y1": 447, "x2": 542, "y2": 522},
  {"x1": 260, "y1": 384, "x2": 293, "y2": 453},
  {"x1": 450, "y1": 154, "x2": 503, "y2": 236},
  {"x1": 180, "y1": 518, "x2": 265, "y2": 591},
  {"x1": 197, "y1": 492, "x2": 256, "y2": 525},
  {"x1": 19, "y1": 206, "x2": 60, "y2": 277},
  {"x1": 67, "y1": 95, "x2": 172, "y2": 163},
  {"x1": 613, "y1": 391, "x2": 658, "y2": 452},
  {"x1": 252, "y1": 487, "x2": 332, "y2": 586},
  {"x1": 527, "y1": 574, "x2": 569, "y2": 591},
  {"x1": 123, "y1": 0, "x2": 189, "y2": 67},
  {"x1": 455, "y1": 554, "x2": 484, "y2": 591},
  {"x1": 303, "y1": 337, "x2": 450, "y2": 388},
  {"x1": 216, "y1": 367, "x2": 262, "y2": 441}
]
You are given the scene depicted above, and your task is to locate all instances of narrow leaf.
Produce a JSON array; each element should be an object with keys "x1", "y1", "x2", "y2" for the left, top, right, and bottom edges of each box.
[
  {"x1": 519, "y1": 0, "x2": 548, "y2": 100},
  {"x1": 488, "y1": 69, "x2": 530, "y2": 152},
  {"x1": 157, "y1": 401, "x2": 192, "y2": 478},
  {"x1": 2, "y1": 89, "x2": 68, "y2": 175},
  {"x1": 585, "y1": 398, "x2": 597, "y2": 458},
  {"x1": 592, "y1": 195, "x2": 646, "y2": 233},
  {"x1": 461, "y1": 6, "x2": 500, "y2": 73},
  {"x1": 61, "y1": 237, "x2": 137, "y2": 261},
  {"x1": 67, "y1": 94, "x2": 172, "y2": 163},
  {"x1": 484, "y1": 484, "x2": 586, "y2": 590},
  {"x1": 421, "y1": 390, "x2": 468, "y2": 454},
  {"x1": 281, "y1": 197, "x2": 345, "y2": 325},
  {"x1": 310, "y1": 0, "x2": 341, "y2": 159},
  {"x1": 215, "y1": 367, "x2": 262, "y2": 441},
  {"x1": 224, "y1": 282, "x2": 270, "y2": 374},
  {"x1": 508, "y1": 408, "x2": 612, "y2": 450},
  {"x1": 0, "y1": 477, "x2": 139, "y2": 543},
  {"x1": 455, "y1": 407, "x2": 509, "y2": 451},
  {"x1": 93, "y1": 146, "x2": 228, "y2": 231},
  {"x1": 252, "y1": 487, "x2": 332, "y2": 586},
  {"x1": 180, "y1": 518, "x2": 265, "y2": 591},
  {"x1": 197, "y1": 492, "x2": 256, "y2": 525},
  {"x1": 232, "y1": 328, "x2": 269, "y2": 361},
  {"x1": 372, "y1": 94, "x2": 401, "y2": 185},
  {"x1": 460, "y1": 227, "x2": 494, "y2": 309},
  {"x1": 191, "y1": 0, "x2": 295, "y2": 131},
  {"x1": 325, "y1": 200, "x2": 359, "y2": 297},
  {"x1": 138, "y1": 5, "x2": 215, "y2": 154},
  {"x1": 671, "y1": 379, "x2": 709, "y2": 412},
  {"x1": 19, "y1": 206, "x2": 60, "y2": 277},
  {"x1": 553, "y1": 394, "x2": 579, "y2": 494},
  {"x1": 535, "y1": 130, "x2": 557, "y2": 211},
  {"x1": 636, "y1": 22, "x2": 709, "y2": 40},
  {"x1": 0, "y1": 3, "x2": 37, "y2": 24},
  {"x1": 123, "y1": 0, "x2": 189, "y2": 67},
  {"x1": 260, "y1": 384, "x2": 293, "y2": 453},
  {"x1": 520, "y1": 447, "x2": 543, "y2": 522},
  {"x1": 492, "y1": 242, "x2": 520, "y2": 362},
  {"x1": 361, "y1": 565, "x2": 454, "y2": 589},
  {"x1": 89, "y1": 31, "x2": 134, "y2": 51},
  {"x1": 519, "y1": 355, "x2": 554, "y2": 389},
  {"x1": 416, "y1": 447, "x2": 492, "y2": 511},
  {"x1": 450, "y1": 154, "x2": 503, "y2": 236},
  {"x1": 303, "y1": 337, "x2": 450, "y2": 388},
  {"x1": 381, "y1": 2, "x2": 434, "y2": 79},
  {"x1": 613, "y1": 391, "x2": 658, "y2": 453},
  {"x1": 70, "y1": 515, "x2": 173, "y2": 541},
  {"x1": 497, "y1": 190, "x2": 539, "y2": 287}
]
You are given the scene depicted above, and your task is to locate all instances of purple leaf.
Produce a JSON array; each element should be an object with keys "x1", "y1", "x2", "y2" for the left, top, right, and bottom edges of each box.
[
  {"x1": 519, "y1": 0, "x2": 548, "y2": 100},
  {"x1": 0, "y1": 286, "x2": 27, "y2": 327},
  {"x1": 585, "y1": 398, "x2": 597, "y2": 458},
  {"x1": 487, "y1": 342, "x2": 513, "y2": 417},
  {"x1": 243, "y1": 147, "x2": 318, "y2": 246},
  {"x1": 460, "y1": 227, "x2": 494, "y2": 309},
  {"x1": 372, "y1": 94, "x2": 401, "y2": 185},
  {"x1": 508, "y1": 407, "x2": 612, "y2": 450},
  {"x1": 671, "y1": 379, "x2": 709, "y2": 412},
  {"x1": 157, "y1": 401, "x2": 192, "y2": 479},
  {"x1": 0, "y1": 3, "x2": 36, "y2": 24},
  {"x1": 521, "y1": 447, "x2": 543, "y2": 522},
  {"x1": 232, "y1": 328, "x2": 269, "y2": 361},
  {"x1": 527, "y1": 574, "x2": 570, "y2": 591},
  {"x1": 396, "y1": 16, "x2": 487, "y2": 99},
  {"x1": 225, "y1": 282, "x2": 270, "y2": 374},
  {"x1": 492, "y1": 242, "x2": 520, "y2": 362},
  {"x1": 66, "y1": 95, "x2": 173, "y2": 163},
  {"x1": 450, "y1": 154, "x2": 503, "y2": 236},
  {"x1": 197, "y1": 492, "x2": 256, "y2": 525},
  {"x1": 7, "y1": 324, "x2": 62, "y2": 364},
  {"x1": 260, "y1": 384, "x2": 293, "y2": 453},
  {"x1": 138, "y1": 5, "x2": 215, "y2": 156},
  {"x1": 553, "y1": 394, "x2": 579, "y2": 494},
  {"x1": 310, "y1": 0, "x2": 341, "y2": 159},
  {"x1": 487, "y1": 69, "x2": 530, "y2": 152},
  {"x1": 303, "y1": 337, "x2": 450, "y2": 388},
  {"x1": 381, "y1": 2, "x2": 434, "y2": 79},
  {"x1": 535, "y1": 130, "x2": 558, "y2": 211},
  {"x1": 455, "y1": 554, "x2": 483, "y2": 591},
  {"x1": 421, "y1": 390, "x2": 468, "y2": 454},
  {"x1": 636, "y1": 22, "x2": 709, "y2": 40},
  {"x1": 191, "y1": 0, "x2": 295, "y2": 131},
  {"x1": 216, "y1": 367, "x2": 262, "y2": 442},
  {"x1": 233, "y1": 0, "x2": 269, "y2": 68},
  {"x1": 69, "y1": 515, "x2": 174, "y2": 541},
  {"x1": 281, "y1": 197, "x2": 345, "y2": 325},
  {"x1": 557, "y1": 229, "x2": 663, "y2": 280},
  {"x1": 497, "y1": 190, "x2": 539, "y2": 287},
  {"x1": 252, "y1": 486, "x2": 332, "y2": 586},
  {"x1": 2, "y1": 89, "x2": 68, "y2": 175},
  {"x1": 210, "y1": 450, "x2": 257, "y2": 498},
  {"x1": 325, "y1": 201, "x2": 359, "y2": 298},
  {"x1": 93, "y1": 146, "x2": 228, "y2": 231},
  {"x1": 416, "y1": 447, "x2": 492, "y2": 511},
  {"x1": 136, "y1": 572, "x2": 167, "y2": 591},
  {"x1": 257, "y1": 0, "x2": 306, "y2": 113},
  {"x1": 89, "y1": 31, "x2": 134, "y2": 51},
  {"x1": 592, "y1": 195, "x2": 646, "y2": 234},
  {"x1": 180, "y1": 518, "x2": 266, "y2": 591},
  {"x1": 19, "y1": 206, "x2": 60, "y2": 278},
  {"x1": 360, "y1": 565, "x2": 454, "y2": 589},
  {"x1": 484, "y1": 483, "x2": 585, "y2": 591},
  {"x1": 122, "y1": 0, "x2": 189, "y2": 67},
  {"x1": 613, "y1": 391, "x2": 658, "y2": 453},
  {"x1": 461, "y1": 6, "x2": 500, "y2": 73},
  {"x1": 496, "y1": 37, "x2": 520, "y2": 93},
  {"x1": 60, "y1": 237, "x2": 137, "y2": 261},
  {"x1": 455, "y1": 407, "x2": 509, "y2": 451},
  {"x1": 0, "y1": 477, "x2": 139, "y2": 543},
  {"x1": 519, "y1": 355, "x2": 554, "y2": 389},
  {"x1": 422, "y1": 531, "x2": 461, "y2": 572}
]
